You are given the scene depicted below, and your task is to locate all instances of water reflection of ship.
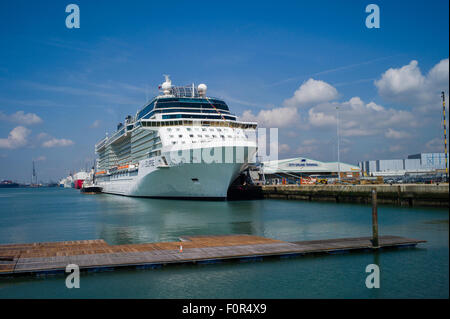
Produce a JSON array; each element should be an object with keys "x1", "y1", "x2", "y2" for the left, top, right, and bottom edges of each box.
[{"x1": 96, "y1": 195, "x2": 265, "y2": 245}]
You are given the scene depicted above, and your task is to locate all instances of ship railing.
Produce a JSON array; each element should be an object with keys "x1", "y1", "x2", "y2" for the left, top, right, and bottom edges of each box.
[
  {"x1": 95, "y1": 137, "x2": 109, "y2": 150},
  {"x1": 110, "y1": 127, "x2": 125, "y2": 141},
  {"x1": 152, "y1": 90, "x2": 237, "y2": 102},
  {"x1": 171, "y1": 85, "x2": 200, "y2": 98},
  {"x1": 99, "y1": 127, "x2": 127, "y2": 149}
]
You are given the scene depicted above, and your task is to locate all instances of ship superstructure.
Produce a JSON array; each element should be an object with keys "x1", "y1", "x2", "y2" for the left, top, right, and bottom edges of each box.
[{"x1": 94, "y1": 76, "x2": 257, "y2": 199}]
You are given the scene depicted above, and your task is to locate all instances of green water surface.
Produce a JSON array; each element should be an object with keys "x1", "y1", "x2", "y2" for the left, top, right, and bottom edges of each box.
[{"x1": 0, "y1": 188, "x2": 448, "y2": 298}]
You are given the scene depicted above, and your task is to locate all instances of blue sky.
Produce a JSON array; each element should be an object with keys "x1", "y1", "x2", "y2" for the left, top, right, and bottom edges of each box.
[{"x1": 0, "y1": 0, "x2": 448, "y2": 182}]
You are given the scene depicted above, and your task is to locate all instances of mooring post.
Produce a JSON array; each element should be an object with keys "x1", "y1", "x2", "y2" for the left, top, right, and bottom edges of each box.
[{"x1": 371, "y1": 188, "x2": 379, "y2": 247}]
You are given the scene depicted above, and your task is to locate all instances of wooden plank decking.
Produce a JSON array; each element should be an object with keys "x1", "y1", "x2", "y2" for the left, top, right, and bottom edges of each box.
[{"x1": 0, "y1": 234, "x2": 425, "y2": 276}]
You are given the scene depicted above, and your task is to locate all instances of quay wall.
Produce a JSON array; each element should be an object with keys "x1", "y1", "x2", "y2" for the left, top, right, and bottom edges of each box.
[{"x1": 228, "y1": 184, "x2": 449, "y2": 207}]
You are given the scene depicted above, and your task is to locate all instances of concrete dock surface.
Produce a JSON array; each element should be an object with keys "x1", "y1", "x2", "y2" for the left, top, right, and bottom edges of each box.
[{"x1": 229, "y1": 184, "x2": 449, "y2": 207}]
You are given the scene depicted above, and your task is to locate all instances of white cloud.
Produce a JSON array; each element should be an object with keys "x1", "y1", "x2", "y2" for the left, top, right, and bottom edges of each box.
[
  {"x1": 389, "y1": 145, "x2": 404, "y2": 153},
  {"x1": 296, "y1": 144, "x2": 318, "y2": 155},
  {"x1": 37, "y1": 132, "x2": 50, "y2": 140},
  {"x1": 302, "y1": 138, "x2": 318, "y2": 146},
  {"x1": 425, "y1": 137, "x2": 444, "y2": 152},
  {"x1": 284, "y1": 79, "x2": 339, "y2": 107},
  {"x1": 241, "y1": 106, "x2": 299, "y2": 127},
  {"x1": 366, "y1": 102, "x2": 384, "y2": 112},
  {"x1": 308, "y1": 108, "x2": 336, "y2": 127},
  {"x1": 279, "y1": 144, "x2": 291, "y2": 154},
  {"x1": 308, "y1": 97, "x2": 417, "y2": 137},
  {"x1": 286, "y1": 131, "x2": 297, "y2": 138},
  {"x1": 0, "y1": 126, "x2": 31, "y2": 149},
  {"x1": 375, "y1": 60, "x2": 425, "y2": 96},
  {"x1": 24, "y1": 81, "x2": 143, "y2": 106},
  {"x1": 278, "y1": 144, "x2": 291, "y2": 153},
  {"x1": 385, "y1": 128, "x2": 410, "y2": 139},
  {"x1": 0, "y1": 111, "x2": 42, "y2": 125},
  {"x1": 375, "y1": 58, "x2": 449, "y2": 107},
  {"x1": 427, "y1": 58, "x2": 449, "y2": 87},
  {"x1": 42, "y1": 138, "x2": 74, "y2": 148},
  {"x1": 241, "y1": 72, "x2": 431, "y2": 160},
  {"x1": 90, "y1": 120, "x2": 100, "y2": 128},
  {"x1": 295, "y1": 139, "x2": 324, "y2": 156}
]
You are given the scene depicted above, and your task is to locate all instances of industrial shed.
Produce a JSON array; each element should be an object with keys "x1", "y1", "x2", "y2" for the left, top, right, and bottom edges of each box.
[{"x1": 359, "y1": 152, "x2": 449, "y2": 176}]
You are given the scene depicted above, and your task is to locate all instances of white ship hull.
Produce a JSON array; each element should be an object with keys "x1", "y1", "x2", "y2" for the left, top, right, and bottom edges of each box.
[
  {"x1": 94, "y1": 76, "x2": 259, "y2": 200},
  {"x1": 97, "y1": 145, "x2": 256, "y2": 199}
]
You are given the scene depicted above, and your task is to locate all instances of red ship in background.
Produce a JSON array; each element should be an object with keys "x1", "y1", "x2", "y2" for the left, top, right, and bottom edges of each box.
[{"x1": 73, "y1": 171, "x2": 89, "y2": 189}]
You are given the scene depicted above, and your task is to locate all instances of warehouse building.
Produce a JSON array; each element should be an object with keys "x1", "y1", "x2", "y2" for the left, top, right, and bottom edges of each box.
[
  {"x1": 262, "y1": 157, "x2": 361, "y2": 179},
  {"x1": 359, "y1": 152, "x2": 449, "y2": 176}
]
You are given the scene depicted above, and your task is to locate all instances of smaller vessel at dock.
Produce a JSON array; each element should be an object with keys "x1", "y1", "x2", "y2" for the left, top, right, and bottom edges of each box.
[
  {"x1": 0, "y1": 180, "x2": 19, "y2": 188},
  {"x1": 80, "y1": 183, "x2": 103, "y2": 194},
  {"x1": 80, "y1": 171, "x2": 102, "y2": 194}
]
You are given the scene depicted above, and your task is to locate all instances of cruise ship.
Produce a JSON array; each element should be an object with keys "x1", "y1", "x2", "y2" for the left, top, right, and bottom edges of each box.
[{"x1": 94, "y1": 76, "x2": 258, "y2": 199}]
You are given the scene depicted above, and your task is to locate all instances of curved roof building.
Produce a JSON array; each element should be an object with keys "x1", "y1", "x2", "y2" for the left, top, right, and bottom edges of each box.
[{"x1": 262, "y1": 157, "x2": 360, "y2": 177}]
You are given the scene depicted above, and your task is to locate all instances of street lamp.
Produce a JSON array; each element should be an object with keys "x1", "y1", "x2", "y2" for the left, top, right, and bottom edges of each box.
[
  {"x1": 442, "y1": 92, "x2": 448, "y2": 181},
  {"x1": 336, "y1": 105, "x2": 341, "y2": 182}
]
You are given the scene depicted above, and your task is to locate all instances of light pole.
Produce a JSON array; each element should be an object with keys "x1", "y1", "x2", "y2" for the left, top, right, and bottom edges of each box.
[
  {"x1": 336, "y1": 106, "x2": 341, "y2": 182},
  {"x1": 442, "y1": 92, "x2": 448, "y2": 181}
]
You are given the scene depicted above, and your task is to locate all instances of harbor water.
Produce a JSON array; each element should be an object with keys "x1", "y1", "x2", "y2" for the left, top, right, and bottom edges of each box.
[{"x1": 0, "y1": 188, "x2": 448, "y2": 298}]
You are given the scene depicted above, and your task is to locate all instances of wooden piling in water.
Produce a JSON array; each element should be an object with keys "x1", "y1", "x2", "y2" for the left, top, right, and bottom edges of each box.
[{"x1": 371, "y1": 188, "x2": 379, "y2": 247}]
